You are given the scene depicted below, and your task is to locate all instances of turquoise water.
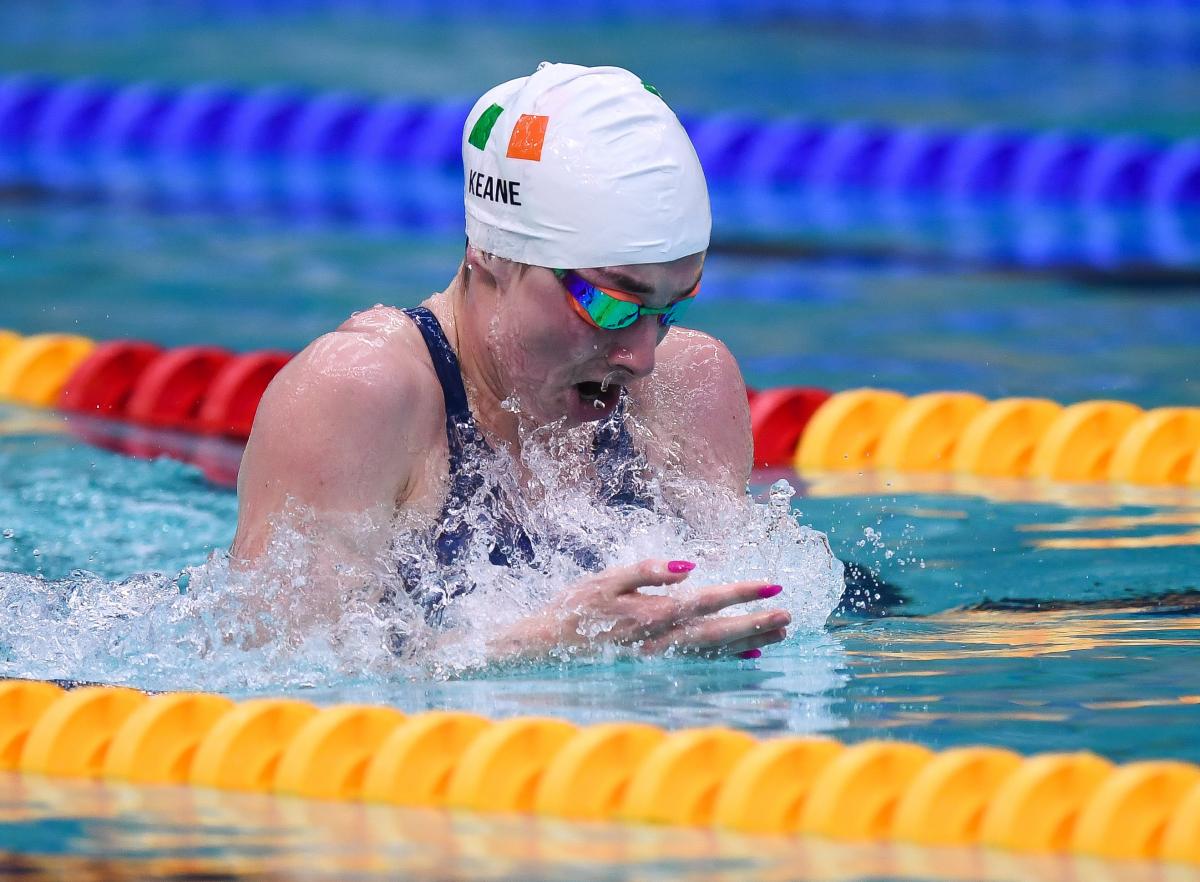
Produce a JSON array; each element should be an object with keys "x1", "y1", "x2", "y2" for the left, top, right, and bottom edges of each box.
[
  {"x1": 0, "y1": 773, "x2": 1102, "y2": 881},
  {"x1": 3, "y1": 203, "x2": 1199, "y2": 757},
  {"x1": 5, "y1": 203, "x2": 1198, "y2": 405},
  {"x1": 3, "y1": 139, "x2": 1200, "y2": 882},
  {"x1": 4, "y1": 399, "x2": 1200, "y2": 879}
]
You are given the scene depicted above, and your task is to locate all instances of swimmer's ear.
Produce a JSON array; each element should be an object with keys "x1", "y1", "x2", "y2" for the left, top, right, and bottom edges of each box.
[
  {"x1": 468, "y1": 245, "x2": 527, "y2": 292},
  {"x1": 464, "y1": 243, "x2": 497, "y2": 289},
  {"x1": 464, "y1": 242, "x2": 483, "y2": 272}
]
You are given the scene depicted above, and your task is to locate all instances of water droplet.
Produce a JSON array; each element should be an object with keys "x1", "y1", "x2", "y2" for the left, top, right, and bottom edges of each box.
[{"x1": 768, "y1": 479, "x2": 795, "y2": 509}]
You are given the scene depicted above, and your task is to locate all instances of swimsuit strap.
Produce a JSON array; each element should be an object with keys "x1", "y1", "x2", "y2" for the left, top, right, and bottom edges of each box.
[
  {"x1": 402, "y1": 306, "x2": 533, "y2": 585},
  {"x1": 391, "y1": 305, "x2": 652, "y2": 633},
  {"x1": 404, "y1": 304, "x2": 649, "y2": 513},
  {"x1": 403, "y1": 306, "x2": 486, "y2": 460}
]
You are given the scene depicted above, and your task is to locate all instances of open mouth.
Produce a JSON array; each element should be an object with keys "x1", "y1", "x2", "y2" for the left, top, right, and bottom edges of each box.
[{"x1": 575, "y1": 379, "x2": 623, "y2": 412}]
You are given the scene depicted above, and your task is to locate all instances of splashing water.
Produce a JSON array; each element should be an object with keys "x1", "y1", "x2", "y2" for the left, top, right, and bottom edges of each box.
[{"x1": 0, "y1": 419, "x2": 844, "y2": 694}]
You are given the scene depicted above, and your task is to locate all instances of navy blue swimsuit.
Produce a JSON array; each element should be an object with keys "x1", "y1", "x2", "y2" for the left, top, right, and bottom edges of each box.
[
  {"x1": 395, "y1": 307, "x2": 652, "y2": 625},
  {"x1": 389, "y1": 307, "x2": 909, "y2": 631}
]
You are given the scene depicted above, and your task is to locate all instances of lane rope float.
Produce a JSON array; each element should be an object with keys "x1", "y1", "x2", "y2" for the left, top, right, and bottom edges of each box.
[
  {"x1": 1, "y1": 328, "x2": 1196, "y2": 488},
  {"x1": 3, "y1": 678, "x2": 1200, "y2": 866},
  {"x1": 792, "y1": 388, "x2": 1200, "y2": 488},
  {"x1": 4, "y1": 72, "x2": 1200, "y2": 268},
  {"x1": 2, "y1": 72, "x2": 1197, "y2": 209}
]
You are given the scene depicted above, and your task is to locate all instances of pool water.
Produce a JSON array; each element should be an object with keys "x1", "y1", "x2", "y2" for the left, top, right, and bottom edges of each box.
[
  {"x1": 3, "y1": 201, "x2": 1199, "y2": 736},
  {"x1": 4, "y1": 190, "x2": 1200, "y2": 882},
  {"x1": 1, "y1": 773, "x2": 1089, "y2": 881},
  {"x1": 3, "y1": 6, "x2": 1200, "y2": 880}
]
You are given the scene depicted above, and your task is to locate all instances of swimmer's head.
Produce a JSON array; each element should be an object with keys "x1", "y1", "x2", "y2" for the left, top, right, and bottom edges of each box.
[{"x1": 461, "y1": 62, "x2": 711, "y2": 268}]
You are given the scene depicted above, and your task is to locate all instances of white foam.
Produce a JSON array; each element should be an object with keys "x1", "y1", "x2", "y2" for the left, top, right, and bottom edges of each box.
[{"x1": 0, "y1": 421, "x2": 844, "y2": 693}]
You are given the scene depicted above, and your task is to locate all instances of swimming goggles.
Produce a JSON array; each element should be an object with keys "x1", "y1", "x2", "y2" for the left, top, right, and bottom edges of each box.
[{"x1": 554, "y1": 268, "x2": 698, "y2": 330}]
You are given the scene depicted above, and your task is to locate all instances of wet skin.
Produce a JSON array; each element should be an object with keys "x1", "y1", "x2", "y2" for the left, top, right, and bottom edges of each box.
[{"x1": 231, "y1": 246, "x2": 793, "y2": 662}]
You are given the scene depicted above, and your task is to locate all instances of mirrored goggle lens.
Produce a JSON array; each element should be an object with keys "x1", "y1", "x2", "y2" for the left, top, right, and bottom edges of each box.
[
  {"x1": 562, "y1": 269, "x2": 699, "y2": 330},
  {"x1": 657, "y1": 296, "x2": 693, "y2": 326},
  {"x1": 584, "y1": 292, "x2": 642, "y2": 329}
]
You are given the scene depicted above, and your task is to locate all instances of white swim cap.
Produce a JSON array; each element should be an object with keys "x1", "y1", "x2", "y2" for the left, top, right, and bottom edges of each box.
[{"x1": 462, "y1": 62, "x2": 711, "y2": 269}]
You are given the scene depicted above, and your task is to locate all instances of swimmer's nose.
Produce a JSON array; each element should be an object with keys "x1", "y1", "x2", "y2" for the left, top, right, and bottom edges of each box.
[{"x1": 606, "y1": 317, "x2": 658, "y2": 378}]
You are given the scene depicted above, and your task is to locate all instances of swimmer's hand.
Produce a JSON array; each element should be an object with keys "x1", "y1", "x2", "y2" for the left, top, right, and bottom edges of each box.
[{"x1": 488, "y1": 560, "x2": 790, "y2": 663}]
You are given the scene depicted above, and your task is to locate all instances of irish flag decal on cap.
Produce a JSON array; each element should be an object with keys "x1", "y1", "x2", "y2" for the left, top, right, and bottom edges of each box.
[
  {"x1": 506, "y1": 114, "x2": 549, "y2": 161},
  {"x1": 467, "y1": 105, "x2": 548, "y2": 162}
]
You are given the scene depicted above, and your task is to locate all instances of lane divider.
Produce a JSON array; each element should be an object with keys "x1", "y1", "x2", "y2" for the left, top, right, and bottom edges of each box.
[
  {"x1": 2, "y1": 678, "x2": 1200, "y2": 865},
  {"x1": 0, "y1": 329, "x2": 289, "y2": 444},
  {"x1": 59, "y1": 340, "x2": 164, "y2": 416},
  {"x1": 1, "y1": 327, "x2": 1196, "y2": 488},
  {"x1": 125, "y1": 345, "x2": 233, "y2": 430},
  {"x1": 0, "y1": 333, "x2": 96, "y2": 407},
  {"x1": 3, "y1": 71, "x2": 1197, "y2": 208},
  {"x1": 3, "y1": 73, "x2": 1200, "y2": 270},
  {"x1": 197, "y1": 350, "x2": 291, "y2": 437},
  {"x1": 791, "y1": 389, "x2": 1200, "y2": 487},
  {"x1": 748, "y1": 386, "x2": 831, "y2": 469},
  {"x1": 791, "y1": 388, "x2": 907, "y2": 472}
]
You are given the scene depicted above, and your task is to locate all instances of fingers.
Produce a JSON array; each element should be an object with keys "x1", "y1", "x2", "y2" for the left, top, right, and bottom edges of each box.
[
  {"x1": 581, "y1": 562, "x2": 794, "y2": 659},
  {"x1": 679, "y1": 580, "x2": 784, "y2": 619},
  {"x1": 600, "y1": 559, "x2": 696, "y2": 596},
  {"x1": 723, "y1": 628, "x2": 788, "y2": 656},
  {"x1": 597, "y1": 563, "x2": 784, "y2": 620},
  {"x1": 641, "y1": 608, "x2": 791, "y2": 656}
]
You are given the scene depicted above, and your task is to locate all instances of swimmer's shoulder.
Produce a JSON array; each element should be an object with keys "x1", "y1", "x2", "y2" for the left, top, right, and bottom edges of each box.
[
  {"x1": 242, "y1": 306, "x2": 444, "y2": 502},
  {"x1": 637, "y1": 326, "x2": 749, "y2": 416},
  {"x1": 268, "y1": 305, "x2": 441, "y2": 433},
  {"x1": 628, "y1": 326, "x2": 752, "y2": 490}
]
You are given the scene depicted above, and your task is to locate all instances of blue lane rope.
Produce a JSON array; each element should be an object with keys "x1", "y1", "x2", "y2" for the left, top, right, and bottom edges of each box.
[
  {"x1": 4, "y1": 72, "x2": 1197, "y2": 207},
  {"x1": 2, "y1": 72, "x2": 1199, "y2": 268}
]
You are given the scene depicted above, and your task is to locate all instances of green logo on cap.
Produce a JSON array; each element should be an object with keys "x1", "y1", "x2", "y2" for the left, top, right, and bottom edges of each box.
[{"x1": 468, "y1": 103, "x2": 504, "y2": 151}]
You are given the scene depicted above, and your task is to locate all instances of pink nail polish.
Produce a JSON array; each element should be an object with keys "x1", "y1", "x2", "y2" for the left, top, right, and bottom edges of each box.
[
  {"x1": 738, "y1": 649, "x2": 762, "y2": 659},
  {"x1": 667, "y1": 560, "x2": 696, "y2": 573},
  {"x1": 758, "y1": 584, "x2": 783, "y2": 599}
]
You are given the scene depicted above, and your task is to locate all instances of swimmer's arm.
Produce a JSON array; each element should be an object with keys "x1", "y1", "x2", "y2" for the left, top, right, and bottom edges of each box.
[{"x1": 231, "y1": 330, "x2": 427, "y2": 622}]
